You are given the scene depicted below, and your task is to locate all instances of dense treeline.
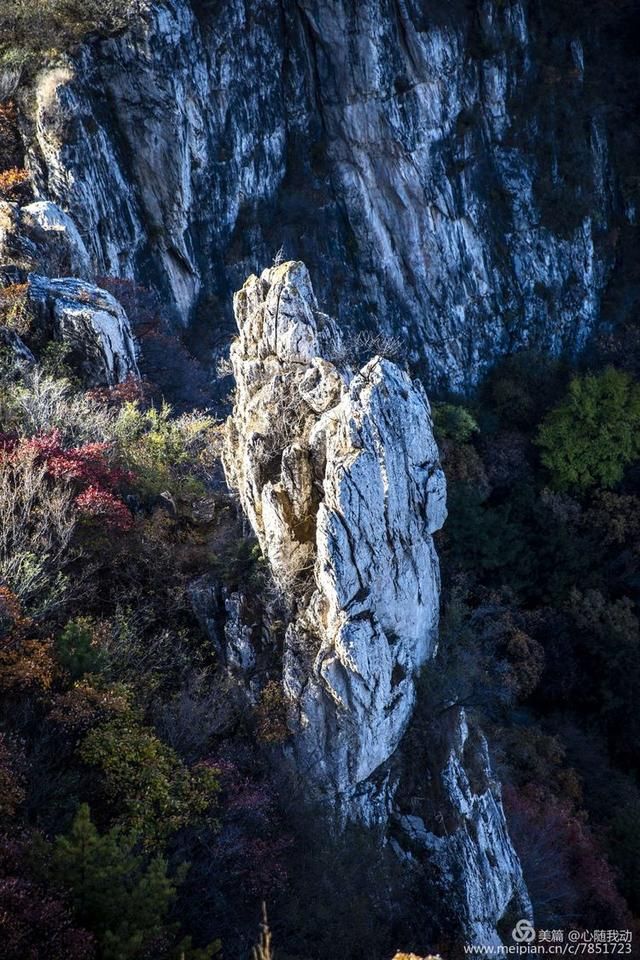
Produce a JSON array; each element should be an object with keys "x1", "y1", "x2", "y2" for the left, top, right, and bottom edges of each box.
[{"x1": 431, "y1": 334, "x2": 640, "y2": 933}]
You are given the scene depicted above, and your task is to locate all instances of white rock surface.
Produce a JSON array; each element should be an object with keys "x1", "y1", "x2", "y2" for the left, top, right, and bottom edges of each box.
[
  {"x1": 0, "y1": 200, "x2": 91, "y2": 279},
  {"x1": 22, "y1": 0, "x2": 623, "y2": 386},
  {"x1": 224, "y1": 260, "x2": 447, "y2": 796},
  {"x1": 224, "y1": 260, "x2": 531, "y2": 944},
  {"x1": 398, "y1": 708, "x2": 531, "y2": 946},
  {"x1": 28, "y1": 275, "x2": 139, "y2": 386},
  {"x1": 22, "y1": 201, "x2": 92, "y2": 278}
]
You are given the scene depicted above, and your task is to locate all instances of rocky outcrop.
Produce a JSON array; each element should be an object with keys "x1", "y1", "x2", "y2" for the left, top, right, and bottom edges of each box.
[
  {"x1": 20, "y1": 0, "x2": 636, "y2": 387},
  {"x1": 0, "y1": 198, "x2": 139, "y2": 387},
  {"x1": 0, "y1": 326, "x2": 36, "y2": 372},
  {"x1": 224, "y1": 261, "x2": 530, "y2": 942},
  {"x1": 27, "y1": 275, "x2": 139, "y2": 386},
  {"x1": 0, "y1": 200, "x2": 91, "y2": 279},
  {"x1": 395, "y1": 708, "x2": 530, "y2": 947},
  {"x1": 224, "y1": 260, "x2": 446, "y2": 800}
]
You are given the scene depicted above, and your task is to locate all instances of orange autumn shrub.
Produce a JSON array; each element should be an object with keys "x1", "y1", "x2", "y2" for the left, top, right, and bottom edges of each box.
[
  {"x1": 0, "y1": 588, "x2": 57, "y2": 694},
  {"x1": 0, "y1": 167, "x2": 30, "y2": 202}
]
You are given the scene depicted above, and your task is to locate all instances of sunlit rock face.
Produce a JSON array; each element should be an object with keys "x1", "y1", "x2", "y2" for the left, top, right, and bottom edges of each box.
[
  {"x1": 21, "y1": 0, "x2": 628, "y2": 388},
  {"x1": 224, "y1": 261, "x2": 531, "y2": 944},
  {"x1": 224, "y1": 260, "x2": 447, "y2": 797},
  {"x1": 396, "y1": 708, "x2": 531, "y2": 948},
  {"x1": 0, "y1": 199, "x2": 91, "y2": 279},
  {"x1": 27, "y1": 275, "x2": 139, "y2": 386}
]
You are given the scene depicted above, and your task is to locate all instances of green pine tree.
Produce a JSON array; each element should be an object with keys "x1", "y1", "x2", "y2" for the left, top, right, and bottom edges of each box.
[
  {"x1": 51, "y1": 804, "x2": 219, "y2": 960},
  {"x1": 55, "y1": 618, "x2": 106, "y2": 679},
  {"x1": 537, "y1": 367, "x2": 640, "y2": 491}
]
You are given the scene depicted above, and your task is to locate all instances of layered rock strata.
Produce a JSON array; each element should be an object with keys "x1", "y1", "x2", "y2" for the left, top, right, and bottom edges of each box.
[{"x1": 20, "y1": 0, "x2": 633, "y2": 388}]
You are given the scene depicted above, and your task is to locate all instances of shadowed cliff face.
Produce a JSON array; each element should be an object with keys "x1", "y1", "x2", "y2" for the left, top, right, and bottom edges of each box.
[{"x1": 20, "y1": 0, "x2": 637, "y2": 389}]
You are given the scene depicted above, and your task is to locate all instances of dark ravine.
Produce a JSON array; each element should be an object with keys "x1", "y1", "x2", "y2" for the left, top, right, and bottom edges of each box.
[{"x1": 18, "y1": 0, "x2": 640, "y2": 389}]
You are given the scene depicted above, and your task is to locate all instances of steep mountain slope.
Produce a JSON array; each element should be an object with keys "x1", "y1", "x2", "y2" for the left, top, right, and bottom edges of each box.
[
  {"x1": 18, "y1": 0, "x2": 638, "y2": 387},
  {"x1": 1, "y1": 0, "x2": 639, "y2": 955}
]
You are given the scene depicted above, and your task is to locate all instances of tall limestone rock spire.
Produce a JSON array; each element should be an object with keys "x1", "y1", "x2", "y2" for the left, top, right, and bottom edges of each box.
[
  {"x1": 223, "y1": 261, "x2": 531, "y2": 944},
  {"x1": 224, "y1": 260, "x2": 446, "y2": 801}
]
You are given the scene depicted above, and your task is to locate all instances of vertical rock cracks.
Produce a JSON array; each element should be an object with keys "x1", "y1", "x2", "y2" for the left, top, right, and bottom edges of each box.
[
  {"x1": 223, "y1": 261, "x2": 531, "y2": 945},
  {"x1": 19, "y1": 0, "x2": 631, "y2": 388}
]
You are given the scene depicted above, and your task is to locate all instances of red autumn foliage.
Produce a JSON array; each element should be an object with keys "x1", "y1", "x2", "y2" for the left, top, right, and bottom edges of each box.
[
  {"x1": 86, "y1": 374, "x2": 149, "y2": 408},
  {"x1": 504, "y1": 784, "x2": 633, "y2": 929},
  {"x1": 75, "y1": 486, "x2": 133, "y2": 532},
  {"x1": 210, "y1": 758, "x2": 291, "y2": 896},
  {"x1": 46, "y1": 442, "x2": 132, "y2": 490},
  {"x1": 0, "y1": 431, "x2": 133, "y2": 532}
]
